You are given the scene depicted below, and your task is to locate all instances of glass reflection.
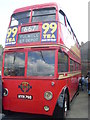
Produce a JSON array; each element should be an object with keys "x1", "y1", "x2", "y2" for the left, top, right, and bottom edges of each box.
[
  {"x1": 4, "y1": 52, "x2": 25, "y2": 76},
  {"x1": 27, "y1": 50, "x2": 55, "y2": 76}
]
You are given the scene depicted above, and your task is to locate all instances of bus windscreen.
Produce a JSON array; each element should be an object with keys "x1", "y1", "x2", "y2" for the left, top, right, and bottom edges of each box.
[
  {"x1": 27, "y1": 50, "x2": 55, "y2": 76},
  {"x1": 4, "y1": 52, "x2": 25, "y2": 76},
  {"x1": 4, "y1": 50, "x2": 55, "y2": 77}
]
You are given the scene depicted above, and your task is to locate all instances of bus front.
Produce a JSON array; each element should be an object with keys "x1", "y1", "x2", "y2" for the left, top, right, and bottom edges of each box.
[{"x1": 2, "y1": 3, "x2": 63, "y2": 117}]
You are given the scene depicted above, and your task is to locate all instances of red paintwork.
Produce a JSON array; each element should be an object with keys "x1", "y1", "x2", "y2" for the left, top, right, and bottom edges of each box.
[
  {"x1": 2, "y1": 2, "x2": 81, "y2": 116},
  {"x1": 3, "y1": 79, "x2": 67, "y2": 115}
]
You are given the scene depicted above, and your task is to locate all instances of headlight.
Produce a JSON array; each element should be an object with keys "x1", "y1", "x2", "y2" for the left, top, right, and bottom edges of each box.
[
  {"x1": 44, "y1": 106, "x2": 49, "y2": 111},
  {"x1": 3, "y1": 88, "x2": 8, "y2": 96},
  {"x1": 44, "y1": 91, "x2": 53, "y2": 100}
]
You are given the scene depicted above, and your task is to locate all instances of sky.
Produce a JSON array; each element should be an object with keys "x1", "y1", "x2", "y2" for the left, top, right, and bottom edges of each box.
[{"x1": 0, "y1": 0, "x2": 89, "y2": 47}]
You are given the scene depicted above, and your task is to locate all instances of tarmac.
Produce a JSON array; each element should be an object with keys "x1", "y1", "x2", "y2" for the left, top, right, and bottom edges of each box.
[{"x1": 66, "y1": 89, "x2": 88, "y2": 119}]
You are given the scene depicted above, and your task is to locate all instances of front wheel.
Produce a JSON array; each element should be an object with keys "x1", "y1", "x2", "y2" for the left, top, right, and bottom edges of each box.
[
  {"x1": 63, "y1": 93, "x2": 68, "y2": 118},
  {"x1": 53, "y1": 93, "x2": 68, "y2": 118}
]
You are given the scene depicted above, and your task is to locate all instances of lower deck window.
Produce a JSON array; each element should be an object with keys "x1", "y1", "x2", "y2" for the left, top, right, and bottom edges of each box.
[
  {"x1": 58, "y1": 51, "x2": 68, "y2": 72},
  {"x1": 27, "y1": 50, "x2": 55, "y2": 76},
  {"x1": 4, "y1": 52, "x2": 25, "y2": 76}
]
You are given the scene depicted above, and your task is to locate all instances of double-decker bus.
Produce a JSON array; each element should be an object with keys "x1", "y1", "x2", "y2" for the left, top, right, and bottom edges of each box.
[{"x1": 2, "y1": 3, "x2": 81, "y2": 118}]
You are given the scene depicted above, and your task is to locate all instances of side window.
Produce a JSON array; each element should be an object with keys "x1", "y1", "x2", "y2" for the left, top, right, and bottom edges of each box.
[
  {"x1": 76, "y1": 63, "x2": 79, "y2": 70},
  {"x1": 59, "y1": 10, "x2": 65, "y2": 25},
  {"x1": 70, "y1": 59, "x2": 73, "y2": 71},
  {"x1": 58, "y1": 51, "x2": 68, "y2": 72},
  {"x1": 66, "y1": 18, "x2": 71, "y2": 34},
  {"x1": 70, "y1": 59, "x2": 75, "y2": 71},
  {"x1": 79, "y1": 64, "x2": 81, "y2": 70}
]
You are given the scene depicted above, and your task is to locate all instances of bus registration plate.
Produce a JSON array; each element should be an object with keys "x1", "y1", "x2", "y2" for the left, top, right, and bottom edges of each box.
[{"x1": 17, "y1": 94, "x2": 33, "y2": 100}]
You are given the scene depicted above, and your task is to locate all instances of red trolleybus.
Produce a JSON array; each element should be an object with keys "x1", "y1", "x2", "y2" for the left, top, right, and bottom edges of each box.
[{"x1": 2, "y1": 3, "x2": 81, "y2": 118}]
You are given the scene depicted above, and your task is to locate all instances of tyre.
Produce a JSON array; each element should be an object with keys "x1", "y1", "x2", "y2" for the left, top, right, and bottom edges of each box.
[
  {"x1": 53, "y1": 93, "x2": 68, "y2": 118},
  {"x1": 63, "y1": 93, "x2": 68, "y2": 118}
]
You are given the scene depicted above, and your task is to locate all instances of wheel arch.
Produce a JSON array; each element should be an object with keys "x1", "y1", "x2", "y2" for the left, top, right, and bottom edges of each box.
[
  {"x1": 53, "y1": 86, "x2": 70, "y2": 117},
  {"x1": 54, "y1": 86, "x2": 70, "y2": 111}
]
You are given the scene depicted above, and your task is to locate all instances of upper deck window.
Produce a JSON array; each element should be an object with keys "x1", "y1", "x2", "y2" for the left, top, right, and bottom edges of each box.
[
  {"x1": 59, "y1": 10, "x2": 65, "y2": 25},
  {"x1": 32, "y1": 7, "x2": 56, "y2": 22},
  {"x1": 10, "y1": 11, "x2": 31, "y2": 26},
  {"x1": 66, "y1": 17, "x2": 72, "y2": 34}
]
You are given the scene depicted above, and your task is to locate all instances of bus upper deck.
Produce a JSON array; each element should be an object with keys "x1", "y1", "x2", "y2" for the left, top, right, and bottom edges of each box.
[{"x1": 5, "y1": 3, "x2": 80, "y2": 61}]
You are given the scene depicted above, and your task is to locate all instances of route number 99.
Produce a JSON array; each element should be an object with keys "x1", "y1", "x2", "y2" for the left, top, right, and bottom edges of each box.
[
  {"x1": 7, "y1": 27, "x2": 17, "y2": 38},
  {"x1": 42, "y1": 22, "x2": 57, "y2": 41},
  {"x1": 6, "y1": 27, "x2": 18, "y2": 45},
  {"x1": 42, "y1": 22, "x2": 57, "y2": 34}
]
